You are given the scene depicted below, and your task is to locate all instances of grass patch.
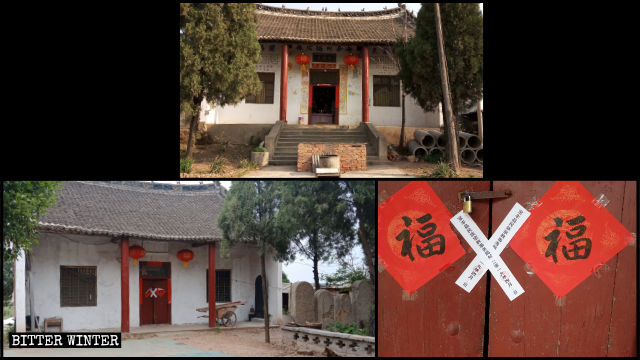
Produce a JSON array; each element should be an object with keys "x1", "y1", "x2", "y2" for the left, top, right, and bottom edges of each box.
[
  {"x1": 180, "y1": 158, "x2": 193, "y2": 173},
  {"x1": 430, "y1": 161, "x2": 457, "y2": 178},
  {"x1": 422, "y1": 151, "x2": 445, "y2": 163},
  {"x1": 209, "y1": 156, "x2": 225, "y2": 174},
  {"x1": 253, "y1": 146, "x2": 267, "y2": 152},
  {"x1": 326, "y1": 321, "x2": 369, "y2": 336},
  {"x1": 240, "y1": 159, "x2": 259, "y2": 170}
]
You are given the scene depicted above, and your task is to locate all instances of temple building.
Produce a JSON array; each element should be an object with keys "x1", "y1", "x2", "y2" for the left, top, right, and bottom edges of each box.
[{"x1": 192, "y1": 4, "x2": 445, "y2": 164}]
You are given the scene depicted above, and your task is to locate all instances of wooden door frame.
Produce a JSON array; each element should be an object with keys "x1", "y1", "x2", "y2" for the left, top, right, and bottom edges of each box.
[
  {"x1": 308, "y1": 69, "x2": 339, "y2": 125},
  {"x1": 308, "y1": 84, "x2": 339, "y2": 125},
  {"x1": 139, "y1": 261, "x2": 172, "y2": 325}
]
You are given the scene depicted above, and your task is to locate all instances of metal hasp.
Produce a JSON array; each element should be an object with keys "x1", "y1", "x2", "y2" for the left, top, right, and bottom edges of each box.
[{"x1": 458, "y1": 190, "x2": 512, "y2": 201}]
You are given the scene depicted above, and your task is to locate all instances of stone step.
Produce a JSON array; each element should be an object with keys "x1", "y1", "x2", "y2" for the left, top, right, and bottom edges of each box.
[
  {"x1": 276, "y1": 139, "x2": 369, "y2": 144},
  {"x1": 269, "y1": 159, "x2": 297, "y2": 165}
]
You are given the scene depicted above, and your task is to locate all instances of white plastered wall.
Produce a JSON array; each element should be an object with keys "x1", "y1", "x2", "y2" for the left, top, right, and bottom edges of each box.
[{"x1": 27, "y1": 233, "x2": 282, "y2": 330}]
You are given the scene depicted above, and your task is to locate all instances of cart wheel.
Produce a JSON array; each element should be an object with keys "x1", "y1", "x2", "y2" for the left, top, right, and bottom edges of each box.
[{"x1": 221, "y1": 311, "x2": 237, "y2": 327}]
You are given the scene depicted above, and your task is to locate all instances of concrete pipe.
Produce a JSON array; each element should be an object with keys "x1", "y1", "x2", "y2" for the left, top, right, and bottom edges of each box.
[
  {"x1": 459, "y1": 131, "x2": 482, "y2": 149},
  {"x1": 414, "y1": 129, "x2": 437, "y2": 148},
  {"x1": 407, "y1": 140, "x2": 428, "y2": 158},
  {"x1": 475, "y1": 147, "x2": 483, "y2": 163},
  {"x1": 437, "y1": 134, "x2": 447, "y2": 147},
  {"x1": 429, "y1": 148, "x2": 444, "y2": 159},
  {"x1": 460, "y1": 148, "x2": 476, "y2": 165}
]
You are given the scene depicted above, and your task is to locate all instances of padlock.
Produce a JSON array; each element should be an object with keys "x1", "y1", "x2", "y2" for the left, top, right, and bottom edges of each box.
[{"x1": 463, "y1": 195, "x2": 472, "y2": 213}]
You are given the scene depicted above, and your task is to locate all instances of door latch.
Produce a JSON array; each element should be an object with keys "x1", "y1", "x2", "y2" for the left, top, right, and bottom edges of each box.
[{"x1": 458, "y1": 190, "x2": 512, "y2": 202}]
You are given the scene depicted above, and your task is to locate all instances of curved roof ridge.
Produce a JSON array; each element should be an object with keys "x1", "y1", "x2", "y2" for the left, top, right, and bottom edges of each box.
[
  {"x1": 256, "y1": 4, "x2": 405, "y2": 18},
  {"x1": 74, "y1": 181, "x2": 226, "y2": 198}
]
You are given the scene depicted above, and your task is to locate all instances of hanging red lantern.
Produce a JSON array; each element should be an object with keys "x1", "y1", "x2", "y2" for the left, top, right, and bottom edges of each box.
[
  {"x1": 344, "y1": 53, "x2": 359, "y2": 70},
  {"x1": 177, "y1": 249, "x2": 194, "y2": 268},
  {"x1": 129, "y1": 245, "x2": 145, "y2": 265},
  {"x1": 295, "y1": 52, "x2": 311, "y2": 71}
]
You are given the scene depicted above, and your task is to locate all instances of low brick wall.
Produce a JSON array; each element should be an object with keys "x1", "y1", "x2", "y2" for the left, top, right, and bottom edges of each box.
[
  {"x1": 297, "y1": 143, "x2": 367, "y2": 173},
  {"x1": 281, "y1": 326, "x2": 375, "y2": 357}
]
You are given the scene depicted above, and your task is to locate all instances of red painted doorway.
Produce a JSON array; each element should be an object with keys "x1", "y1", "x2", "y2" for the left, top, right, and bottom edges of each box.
[{"x1": 140, "y1": 261, "x2": 171, "y2": 325}]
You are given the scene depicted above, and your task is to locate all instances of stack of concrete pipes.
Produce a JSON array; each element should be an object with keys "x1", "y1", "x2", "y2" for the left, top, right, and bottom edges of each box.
[{"x1": 408, "y1": 129, "x2": 483, "y2": 165}]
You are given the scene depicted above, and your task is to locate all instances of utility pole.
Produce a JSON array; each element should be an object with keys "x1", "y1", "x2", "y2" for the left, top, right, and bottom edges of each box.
[{"x1": 434, "y1": 3, "x2": 461, "y2": 172}]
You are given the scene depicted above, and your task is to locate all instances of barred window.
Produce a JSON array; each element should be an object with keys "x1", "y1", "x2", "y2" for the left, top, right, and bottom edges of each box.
[
  {"x1": 373, "y1": 75, "x2": 400, "y2": 107},
  {"x1": 245, "y1": 73, "x2": 274, "y2": 104},
  {"x1": 206, "y1": 269, "x2": 231, "y2": 303},
  {"x1": 60, "y1": 266, "x2": 97, "y2": 307}
]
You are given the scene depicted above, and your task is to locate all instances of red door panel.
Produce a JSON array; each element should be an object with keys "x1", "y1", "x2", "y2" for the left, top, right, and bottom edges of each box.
[
  {"x1": 488, "y1": 181, "x2": 636, "y2": 357},
  {"x1": 141, "y1": 279, "x2": 170, "y2": 325},
  {"x1": 378, "y1": 180, "x2": 490, "y2": 357}
]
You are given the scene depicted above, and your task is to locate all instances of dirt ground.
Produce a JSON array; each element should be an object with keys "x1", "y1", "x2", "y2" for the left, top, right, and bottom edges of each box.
[
  {"x1": 168, "y1": 327, "x2": 317, "y2": 357},
  {"x1": 397, "y1": 160, "x2": 483, "y2": 178},
  {"x1": 180, "y1": 130, "x2": 255, "y2": 178},
  {"x1": 3, "y1": 328, "x2": 318, "y2": 357}
]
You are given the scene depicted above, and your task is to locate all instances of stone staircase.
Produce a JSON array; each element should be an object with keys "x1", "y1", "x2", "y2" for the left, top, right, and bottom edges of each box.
[{"x1": 270, "y1": 124, "x2": 381, "y2": 166}]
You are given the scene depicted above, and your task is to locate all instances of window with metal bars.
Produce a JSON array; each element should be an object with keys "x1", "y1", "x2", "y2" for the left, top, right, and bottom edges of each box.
[
  {"x1": 206, "y1": 269, "x2": 231, "y2": 303},
  {"x1": 60, "y1": 266, "x2": 97, "y2": 307},
  {"x1": 245, "y1": 73, "x2": 274, "y2": 104},
  {"x1": 373, "y1": 75, "x2": 401, "y2": 107}
]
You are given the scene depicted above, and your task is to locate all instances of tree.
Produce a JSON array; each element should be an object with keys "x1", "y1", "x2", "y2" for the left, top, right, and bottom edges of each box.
[
  {"x1": 282, "y1": 271, "x2": 290, "y2": 284},
  {"x1": 180, "y1": 3, "x2": 262, "y2": 158},
  {"x1": 338, "y1": 181, "x2": 375, "y2": 291},
  {"x1": 387, "y1": 4, "x2": 411, "y2": 149},
  {"x1": 3, "y1": 181, "x2": 62, "y2": 262},
  {"x1": 434, "y1": 2, "x2": 461, "y2": 172},
  {"x1": 3, "y1": 259, "x2": 13, "y2": 301},
  {"x1": 396, "y1": 3, "x2": 482, "y2": 116},
  {"x1": 279, "y1": 182, "x2": 356, "y2": 290},
  {"x1": 321, "y1": 253, "x2": 369, "y2": 288},
  {"x1": 217, "y1": 181, "x2": 292, "y2": 343}
]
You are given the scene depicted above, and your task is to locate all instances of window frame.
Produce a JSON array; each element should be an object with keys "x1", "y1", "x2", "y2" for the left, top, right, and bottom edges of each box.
[
  {"x1": 60, "y1": 265, "x2": 98, "y2": 307},
  {"x1": 206, "y1": 269, "x2": 232, "y2": 303},
  {"x1": 245, "y1": 72, "x2": 275, "y2": 104},
  {"x1": 373, "y1": 75, "x2": 401, "y2": 107}
]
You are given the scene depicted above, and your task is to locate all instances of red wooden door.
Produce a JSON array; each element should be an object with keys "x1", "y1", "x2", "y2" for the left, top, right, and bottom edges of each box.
[
  {"x1": 378, "y1": 180, "x2": 491, "y2": 357},
  {"x1": 487, "y1": 181, "x2": 636, "y2": 356},
  {"x1": 378, "y1": 181, "x2": 637, "y2": 357},
  {"x1": 141, "y1": 279, "x2": 170, "y2": 325}
]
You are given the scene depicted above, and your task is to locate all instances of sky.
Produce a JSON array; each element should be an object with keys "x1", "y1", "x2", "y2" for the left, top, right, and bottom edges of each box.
[
  {"x1": 262, "y1": 3, "x2": 482, "y2": 14},
  {"x1": 155, "y1": 181, "x2": 364, "y2": 284}
]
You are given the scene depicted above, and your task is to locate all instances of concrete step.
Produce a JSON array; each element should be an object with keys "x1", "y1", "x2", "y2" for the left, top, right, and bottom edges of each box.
[
  {"x1": 276, "y1": 140, "x2": 369, "y2": 145},
  {"x1": 269, "y1": 159, "x2": 297, "y2": 165},
  {"x1": 277, "y1": 135, "x2": 368, "y2": 140}
]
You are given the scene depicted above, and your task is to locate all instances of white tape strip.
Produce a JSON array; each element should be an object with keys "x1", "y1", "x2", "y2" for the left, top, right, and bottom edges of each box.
[{"x1": 451, "y1": 203, "x2": 530, "y2": 301}]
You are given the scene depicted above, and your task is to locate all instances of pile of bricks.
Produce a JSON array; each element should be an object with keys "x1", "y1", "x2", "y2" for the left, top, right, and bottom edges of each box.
[{"x1": 297, "y1": 143, "x2": 367, "y2": 173}]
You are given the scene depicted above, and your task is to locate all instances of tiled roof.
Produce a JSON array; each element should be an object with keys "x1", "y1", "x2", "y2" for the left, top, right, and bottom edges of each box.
[
  {"x1": 38, "y1": 181, "x2": 226, "y2": 242},
  {"x1": 255, "y1": 4, "x2": 416, "y2": 44}
]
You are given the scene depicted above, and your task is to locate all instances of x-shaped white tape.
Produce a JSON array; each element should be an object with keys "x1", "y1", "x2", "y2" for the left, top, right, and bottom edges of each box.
[{"x1": 450, "y1": 203, "x2": 530, "y2": 301}]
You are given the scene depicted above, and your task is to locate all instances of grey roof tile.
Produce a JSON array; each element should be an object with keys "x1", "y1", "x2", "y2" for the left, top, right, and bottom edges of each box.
[{"x1": 38, "y1": 181, "x2": 226, "y2": 241}]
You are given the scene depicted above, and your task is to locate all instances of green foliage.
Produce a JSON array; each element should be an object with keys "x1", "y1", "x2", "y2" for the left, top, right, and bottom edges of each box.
[
  {"x1": 217, "y1": 181, "x2": 292, "y2": 259},
  {"x1": 3, "y1": 181, "x2": 62, "y2": 262},
  {"x1": 396, "y1": 3, "x2": 483, "y2": 115},
  {"x1": 422, "y1": 151, "x2": 445, "y2": 163},
  {"x1": 3, "y1": 261, "x2": 13, "y2": 301},
  {"x1": 180, "y1": 158, "x2": 194, "y2": 173},
  {"x1": 282, "y1": 271, "x2": 290, "y2": 283},
  {"x1": 240, "y1": 159, "x2": 259, "y2": 170},
  {"x1": 340, "y1": 182, "x2": 375, "y2": 273},
  {"x1": 180, "y1": 3, "x2": 261, "y2": 113},
  {"x1": 326, "y1": 321, "x2": 369, "y2": 336},
  {"x1": 253, "y1": 146, "x2": 267, "y2": 153},
  {"x1": 431, "y1": 160, "x2": 457, "y2": 178},
  {"x1": 249, "y1": 136, "x2": 262, "y2": 148},
  {"x1": 279, "y1": 182, "x2": 357, "y2": 288},
  {"x1": 321, "y1": 267, "x2": 369, "y2": 288},
  {"x1": 210, "y1": 156, "x2": 225, "y2": 174}
]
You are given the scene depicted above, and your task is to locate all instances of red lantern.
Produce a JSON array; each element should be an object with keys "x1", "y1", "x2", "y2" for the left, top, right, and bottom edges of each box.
[
  {"x1": 129, "y1": 245, "x2": 145, "y2": 265},
  {"x1": 177, "y1": 249, "x2": 194, "y2": 268},
  {"x1": 295, "y1": 52, "x2": 311, "y2": 71},
  {"x1": 344, "y1": 53, "x2": 359, "y2": 70}
]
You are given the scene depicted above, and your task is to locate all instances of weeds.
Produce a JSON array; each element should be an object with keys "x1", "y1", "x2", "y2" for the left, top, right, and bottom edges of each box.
[
  {"x1": 180, "y1": 158, "x2": 193, "y2": 173},
  {"x1": 431, "y1": 161, "x2": 457, "y2": 178},
  {"x1": 326, "y1": 321, "x2": 369, "y2": 336},
  {"x1": 209, "y1": 156, "x2": 225, "y2": 174}
]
